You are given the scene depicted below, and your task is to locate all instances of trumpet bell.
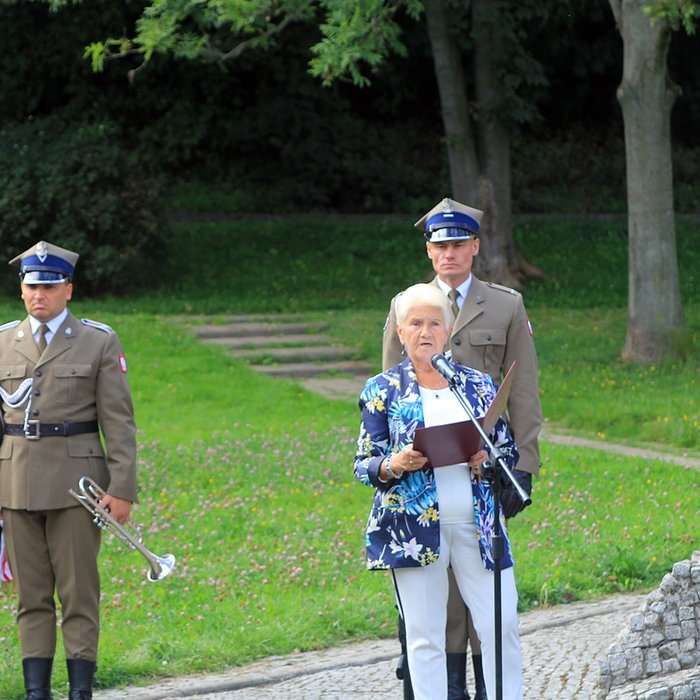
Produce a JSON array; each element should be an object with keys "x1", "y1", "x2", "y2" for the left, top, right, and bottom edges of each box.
[{"x1": 148, "y1": 553, "x2": 176, "y2": 582}]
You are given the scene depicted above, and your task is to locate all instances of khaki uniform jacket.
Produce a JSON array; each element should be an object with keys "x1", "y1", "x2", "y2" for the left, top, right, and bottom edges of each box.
[
  {"x1": 0, "y1": 311, "x2": 137, "y2": 510},
  {"x1": 382, "y1": 275, "x2": 542, "y2": 474}
]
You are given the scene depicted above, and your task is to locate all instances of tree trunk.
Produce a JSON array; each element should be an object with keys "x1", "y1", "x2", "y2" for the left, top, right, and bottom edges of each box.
[
  {"x1": 471, "y1": 0, "x2": 519, "y2": 287},
  {"x1": 610, "y1": 0, "x2": 687, "y2": 363},
  {"x1": 425, "y1": 0, "x2": 543, "y2": 287},
  {"x1": 424, "y1": 0, "x2": 480, "y2": 202}
]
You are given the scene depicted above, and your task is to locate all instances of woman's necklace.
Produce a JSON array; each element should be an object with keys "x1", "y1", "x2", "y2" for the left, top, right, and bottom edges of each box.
[{"x1": 415, "y1": 367, "x2": 449, "y2": 397}]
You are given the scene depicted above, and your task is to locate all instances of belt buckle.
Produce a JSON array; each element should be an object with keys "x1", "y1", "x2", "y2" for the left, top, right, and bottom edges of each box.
[{"x1": 24, "y1": 419, "x2": 40, "y2": 440}]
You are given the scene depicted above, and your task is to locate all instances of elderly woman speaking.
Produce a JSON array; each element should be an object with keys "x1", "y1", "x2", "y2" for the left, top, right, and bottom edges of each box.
[{"x1": 354, "y1": 283, "x2": 523, "y2": 700}]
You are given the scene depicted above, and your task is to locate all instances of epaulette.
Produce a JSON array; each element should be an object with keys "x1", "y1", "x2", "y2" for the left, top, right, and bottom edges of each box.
[
  {"x1": 383, "y1": 291, "x2": 403, "y2": 331},
  {"x1": 80, "y1": 318, "x2": 113, "y2": 334},
  {"x1": 486, "y1": 281, "x2": 519, "y2": 296},
  {"x1": 0, "y1": 320, "x2": 21, "y2": 333}
]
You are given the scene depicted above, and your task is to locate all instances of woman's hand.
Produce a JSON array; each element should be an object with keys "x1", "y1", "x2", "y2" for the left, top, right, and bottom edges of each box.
[
  {"x1": 467, "y1": 449, "x2": 489, "y2": 481},
  {"x1": 382, "y1": 444, "x2": 428, "y2": 480},
  {"x1": 397, "y1": 444, "x2": 428, "y2": 473}
]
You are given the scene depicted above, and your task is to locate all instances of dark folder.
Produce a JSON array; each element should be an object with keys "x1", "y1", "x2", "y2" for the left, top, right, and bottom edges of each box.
[{"x1": 412, "y1": 361, "x2": 516, "y2": 468}]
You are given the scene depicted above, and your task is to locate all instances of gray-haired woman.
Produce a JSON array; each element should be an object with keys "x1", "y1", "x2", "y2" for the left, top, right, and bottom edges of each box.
[{"x1": 354, "y1": 283, "x2": 523, "y2": 700}]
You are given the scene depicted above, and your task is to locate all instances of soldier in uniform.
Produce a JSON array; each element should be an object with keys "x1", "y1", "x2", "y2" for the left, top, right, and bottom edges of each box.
[
  {"x1": 383, "y1": 198, "x2": 542, "y2": 700},
  {"x1": 0, "y1": 241, "x2": 138, "y2": 700}
]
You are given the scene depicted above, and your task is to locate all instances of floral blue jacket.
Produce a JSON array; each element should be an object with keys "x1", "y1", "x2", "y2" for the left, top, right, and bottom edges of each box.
[{"x1": 354, "y1": 359, "x2": 518, "y2": 572}]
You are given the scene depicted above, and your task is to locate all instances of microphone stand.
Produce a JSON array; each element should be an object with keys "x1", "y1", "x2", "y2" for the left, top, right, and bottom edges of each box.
[{"x1": 432, "y1": 356, "x2": 529, "y2": 700}]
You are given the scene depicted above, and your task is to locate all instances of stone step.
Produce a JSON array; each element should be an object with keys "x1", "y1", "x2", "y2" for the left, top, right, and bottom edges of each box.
[
  {"x1": 174, "y1": 313, "x2": 303, "y2": 323},
  {"x1": 176, "y1": 313, "x2": 373, "y2": 401},
  {"x1": 251, "y1": 360, "x2": 372, "y2": 379},
  {"x1": 202, "y1": 333, "x2": 336, "y2": 349},
  {"x1": 192, "y1": 321, "x2": 328, "y2": 339},
  {"x1": 232, "y1": 345, "x2": 355, "y2": 362},
  {"x1": 300, "y1": 376, "x2": 368, "y2": 401}
]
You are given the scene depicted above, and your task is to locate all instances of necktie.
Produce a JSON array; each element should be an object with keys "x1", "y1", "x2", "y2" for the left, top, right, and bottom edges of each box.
[
  {"x1": 448, "y1": 288, "x2": 460, "y2": 318},
  {"x1": 37, "y1": 324, "x2": 49, "y2": 354}
]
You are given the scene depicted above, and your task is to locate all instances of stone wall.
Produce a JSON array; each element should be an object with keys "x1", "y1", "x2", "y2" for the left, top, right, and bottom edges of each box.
[{"x1": 595, "y1": 550, "x2": 700, "y2": 699}]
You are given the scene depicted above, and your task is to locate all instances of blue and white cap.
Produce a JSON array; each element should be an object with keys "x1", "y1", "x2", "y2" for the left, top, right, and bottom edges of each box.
[
  {"x1": 9, "y1": 240, "x2": 79, "y2": 284},
  {"x1": 415, "y1": 197, "x2": 483, "y2": 243}
]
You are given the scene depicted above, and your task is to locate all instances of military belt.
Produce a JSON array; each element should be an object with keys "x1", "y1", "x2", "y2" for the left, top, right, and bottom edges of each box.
[{"x1": 3, "y1": 420, "x2": 99, "y2": 440}]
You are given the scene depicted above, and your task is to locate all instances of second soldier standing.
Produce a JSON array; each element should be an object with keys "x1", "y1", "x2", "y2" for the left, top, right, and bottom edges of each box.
[{"x1": 383, "y1": 198, "x2": 543, "y2": 700}]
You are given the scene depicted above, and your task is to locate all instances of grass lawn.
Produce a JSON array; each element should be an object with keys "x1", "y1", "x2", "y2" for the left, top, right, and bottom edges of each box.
[{"x1": 0, "y1": 213, "x2": 698, "y2": 697}]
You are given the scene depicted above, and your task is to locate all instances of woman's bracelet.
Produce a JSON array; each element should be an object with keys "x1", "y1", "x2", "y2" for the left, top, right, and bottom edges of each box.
[{"x1": 385, "y1": 454, "x2": 403, "y2": 480}]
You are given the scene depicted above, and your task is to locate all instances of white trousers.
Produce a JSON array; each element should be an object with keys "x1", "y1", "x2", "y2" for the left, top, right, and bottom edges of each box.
[{"x1": 393, "y1": 523, "x2": 522, "y2": 700}]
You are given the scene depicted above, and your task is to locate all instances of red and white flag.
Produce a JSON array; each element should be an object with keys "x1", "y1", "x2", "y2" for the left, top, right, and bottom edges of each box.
[{"x1": 0, "y1": 520, "x2": 13, "y2": 582}]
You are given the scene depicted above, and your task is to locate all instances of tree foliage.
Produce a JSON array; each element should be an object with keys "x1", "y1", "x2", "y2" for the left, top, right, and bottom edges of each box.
[
  {"x1": 1, "y1": 0, "x2": 698, "y2": 217},
  {"x1": 0, "y1": 116, "x2": 164, "y2": 296},
  {"x1": 644, "y1": 0, "x2": 700, "y2": 33},
  {"x1": 0, "y1": 1, "x2": 447, "y2": 213},
  {"x1": 309, "y1": 0, "x2": 422, "y2": 86},
  {"x1": 83, "y1": 0, "x2": 319, "y2": 79}
]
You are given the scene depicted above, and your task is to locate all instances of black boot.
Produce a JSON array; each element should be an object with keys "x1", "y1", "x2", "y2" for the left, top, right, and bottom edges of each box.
[
  {"x1": 66, "y1": 659, "x2": 96, "y2": 700},
  {"x1": 472, "y1": 654, "x2": 487, "y2": 700},
  {"x1": 446, "y1": 653, "x2": 471, "y2": 700},
  {"x1": 22, "y1": 657, "x2": 53, "y2": 700}
]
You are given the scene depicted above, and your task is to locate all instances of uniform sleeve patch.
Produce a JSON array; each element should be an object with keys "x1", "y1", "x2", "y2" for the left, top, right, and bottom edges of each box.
[
  {"x1": 118, "y1": 354, "x2": 128, "y2": 373},
  {"x1": 526, "y1": 318, "x2": 533, "y2": 336},
  {"x1": 81, "y1": 318, "x2": 114, "y2": 334}
]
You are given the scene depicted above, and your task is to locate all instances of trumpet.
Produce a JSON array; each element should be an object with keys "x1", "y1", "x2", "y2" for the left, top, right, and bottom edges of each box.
[{"x1": 69, "y1": 476, "x2": 176, "y2": 582}]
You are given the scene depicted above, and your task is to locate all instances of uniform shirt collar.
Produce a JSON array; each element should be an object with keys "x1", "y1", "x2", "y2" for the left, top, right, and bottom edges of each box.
[
  {"x1": 29, "y1": 308, "x2": 68, "y2": 338},
  {"x1": 436, "y1": 275, "x2": 472, "y2": 309}
]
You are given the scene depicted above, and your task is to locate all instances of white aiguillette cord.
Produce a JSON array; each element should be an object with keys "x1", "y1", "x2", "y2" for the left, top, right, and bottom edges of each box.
[{"x1": 0, "y1": 378, "x2": 34, "y2": 433}]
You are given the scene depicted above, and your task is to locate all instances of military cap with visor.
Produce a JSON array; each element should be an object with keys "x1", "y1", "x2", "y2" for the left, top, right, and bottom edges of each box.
[
  {"x1": 9, "y1": 240, "x2": 79, "y2": 285},
  {"x1": 415, "y1": 197, "x2": 484, "y2": 243}
]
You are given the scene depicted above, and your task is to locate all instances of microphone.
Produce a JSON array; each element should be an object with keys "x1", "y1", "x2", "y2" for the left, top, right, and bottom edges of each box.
[{"x1": 431, "y1": 354, "x2": 457, "y2": 383}]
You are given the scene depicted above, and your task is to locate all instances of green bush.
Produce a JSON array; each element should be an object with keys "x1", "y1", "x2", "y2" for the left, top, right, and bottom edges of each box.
[{"x1": 0, "y1": 115, "x2": 165, "y2": 295}]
